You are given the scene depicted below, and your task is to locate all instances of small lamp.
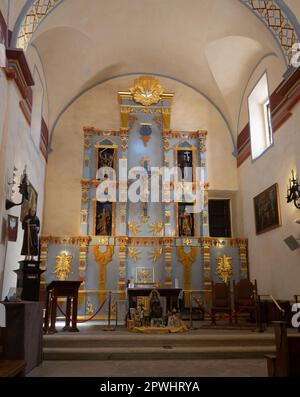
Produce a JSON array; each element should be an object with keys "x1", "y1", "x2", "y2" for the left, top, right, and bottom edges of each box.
[{"x1": 287, "y1": 170, "x2": 300, "y2": 209}]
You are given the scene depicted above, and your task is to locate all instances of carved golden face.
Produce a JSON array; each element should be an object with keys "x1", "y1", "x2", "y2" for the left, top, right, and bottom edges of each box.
[{"x1": 130, "y1": 76, "x2": 164, "y2": 106}]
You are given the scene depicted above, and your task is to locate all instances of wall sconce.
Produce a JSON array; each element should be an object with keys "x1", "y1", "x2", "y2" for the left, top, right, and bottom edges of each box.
[
  {"x1": 5, "y1": 167, "x2": 29, "y2": 210},
  {"x1": 287, "y1": 170, "x2": 300, "y2": 209}
]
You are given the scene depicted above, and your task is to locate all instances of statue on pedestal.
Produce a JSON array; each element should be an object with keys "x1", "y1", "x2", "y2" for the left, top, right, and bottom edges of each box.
[{"x1": 21, "y1": 208, "x2": 40, "y2": 260}]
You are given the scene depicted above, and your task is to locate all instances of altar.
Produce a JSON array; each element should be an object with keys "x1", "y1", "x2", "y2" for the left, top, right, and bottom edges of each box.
[
  {"x1": 127, "y1": 288, "x2": 182, "y2": 312},
  {"x1": 39, "y1": 76, "x2": 249, "y2": 320}
]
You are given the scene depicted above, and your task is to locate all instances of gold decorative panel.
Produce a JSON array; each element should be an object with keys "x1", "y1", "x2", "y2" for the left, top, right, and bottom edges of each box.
[{"x1": 216, "y1": 255, "x2": 233, "y2": 284}]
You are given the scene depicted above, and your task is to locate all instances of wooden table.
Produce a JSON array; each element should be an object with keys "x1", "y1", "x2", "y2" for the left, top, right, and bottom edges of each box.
[
  {"x1": 44, "y1": 281, "x2": 82, "y2": 334},
  {"x1": 127, "y1": 288, "x2": 182, "y2": 311}
]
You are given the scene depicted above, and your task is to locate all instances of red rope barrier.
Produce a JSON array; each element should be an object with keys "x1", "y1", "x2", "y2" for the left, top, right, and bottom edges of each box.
[{"x1": 56, "y1": 298, "x2": 107, "y2": 323}]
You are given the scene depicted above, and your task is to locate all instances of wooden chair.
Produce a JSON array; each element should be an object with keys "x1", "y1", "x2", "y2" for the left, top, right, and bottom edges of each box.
[
  {"x1": 211, "y1": 281, "x2": 232, "y2": 325},
  {"x1": 233, "y1": 279, "x2": 258, "y2": 324}
]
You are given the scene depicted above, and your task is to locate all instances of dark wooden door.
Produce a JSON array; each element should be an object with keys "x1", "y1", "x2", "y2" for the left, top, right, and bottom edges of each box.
[{"x1": 208, "y1": 199, "x2": 231, "y2": 237}]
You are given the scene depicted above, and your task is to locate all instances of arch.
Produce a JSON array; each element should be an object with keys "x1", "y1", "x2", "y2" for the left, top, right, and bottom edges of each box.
[
  {"x1": 12, "y1": 0, "x2": 300, "y2": 65},
  {"x1": 48, "y1": 72, "x2": 236, "y2": 156}
]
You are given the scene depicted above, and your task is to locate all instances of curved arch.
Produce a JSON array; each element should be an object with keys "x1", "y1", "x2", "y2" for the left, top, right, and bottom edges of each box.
[
  {"x1": 48, "y1": 72, "x2": 237, "y2": 156},
  {"x1": 12, "y1": 0, "x2": 300, "y2": 65}
]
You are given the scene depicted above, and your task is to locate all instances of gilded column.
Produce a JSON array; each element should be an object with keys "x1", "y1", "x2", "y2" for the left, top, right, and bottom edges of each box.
[
  {"x1": 120, "y1": 107, "x2": 130, "y2": 129},
  {"x1": 79, "y1": 237, "x2": 90, "y2": 289},
  {"x1": 118, "y1": 237, "x2": 128, "y2": 300},
  {"x1": 162, "y1": 108, "x2": 171, "y2": 131},
  {"x1": 80, "y1": 181, "x2": 90, "y2": 235},
  {"x1": 237, "y1": 238, "x2": 249, "y2": 279},
  {"x1": 39, "y1": 237, "x2": 49, "y2": 286},
  {"x1": 162, "y1": 130, "x2": 172, "y2": 236},
  {"x1": 200, "y1": 237, "x2": 212, "y2": 302},
  {"x1": 119, "y1": 128, "x2": 129, "y2": 234},
  {"x1": 164, "y1": 238, "x2": 173, "y2": 288},
  {"x1": 198, "y1": 131, "x2": 209, "y2": 237}
]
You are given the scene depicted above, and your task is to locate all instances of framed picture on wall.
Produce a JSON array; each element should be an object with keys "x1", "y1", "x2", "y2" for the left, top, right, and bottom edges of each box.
[
  {"x1": 7, "y1": 215, "x2": 19, "y2": 242},
  {"x1": 253, "y1": 183, "x2": 282, "y2": 235},
  {"x1": 21, "y1": 181, "x2": 38, "y2": 222}
]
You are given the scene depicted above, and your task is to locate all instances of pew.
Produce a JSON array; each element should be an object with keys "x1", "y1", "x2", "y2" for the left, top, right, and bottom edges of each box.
[
  {"x1": 0, "y1": 360, "x2": 26, "y2": 377},
  {"x1": 266, "y1": 321, "x2": 300, "y2": 377}
]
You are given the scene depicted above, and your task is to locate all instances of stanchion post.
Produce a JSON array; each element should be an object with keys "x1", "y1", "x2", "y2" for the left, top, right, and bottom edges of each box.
[
  {"x1": 115, "y1": 299, "x2": 118, "y2": 328},
  {"x1": 189, "y1": 291, "x2": 193, "y2": 329},
  {"x1": 103, "y1": 290, "x2": 115, "y2": 331}
]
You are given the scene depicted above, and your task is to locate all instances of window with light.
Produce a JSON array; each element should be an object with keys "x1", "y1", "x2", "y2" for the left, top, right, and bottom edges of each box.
[{"x1": 248, "y1": 73, "x2": 273, "y2": 160}]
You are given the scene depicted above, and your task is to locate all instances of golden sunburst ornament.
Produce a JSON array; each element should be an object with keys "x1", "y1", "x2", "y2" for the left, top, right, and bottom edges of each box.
[
  {"x1": 128, "y1": 247, "x2": 141, "y2": 262},
  {"x1": 128, "y1": 221, "x2": 141, "y2": 236},
  {"x1": 130, "y1": 76, "x2": 164, "y2": 106},
  {"x1": 149, "y1": 222, "x2": 164, "y2": 236},
  {"x1": 148, "y1": 247, "x2": 163, "y2": 263}
]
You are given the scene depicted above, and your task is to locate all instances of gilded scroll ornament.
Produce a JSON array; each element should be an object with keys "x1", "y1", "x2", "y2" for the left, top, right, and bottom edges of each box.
[
  {"x1": 216, "y1": 255, "x2": 233, "y2": 284},
  {"x1": 86, "y1": 299, "x2": 95, "y2": 315},
  {"x1": 94, "y1": 245, "x2": 114, "y2": 303},
  {"x1": 176, "y1": 246, "x2": 198, "y2": 304},
  {"x1": 53, "y1": 253, "x2": 73, "y2": 281},
  {"x1": 130, "y1": 76, "x2": 164, "y2": 106}
]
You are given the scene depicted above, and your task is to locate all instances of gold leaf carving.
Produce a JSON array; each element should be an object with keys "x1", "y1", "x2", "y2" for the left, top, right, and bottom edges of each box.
[
  {"x1": 53, "y1": 253, "x2": 73, "y2": 281},
  {"x1": 94, "y1": 245, "x2": 114, "y2": 304},
  {"x1": 128, "y1": 247, "x2": 141, "y2": 262},
  {"x1": 130, "y1": 76, "x2": 164, "y2": 106},
  {"x1": 216, "y1": 255, "x2": 233, "y2": 284}
]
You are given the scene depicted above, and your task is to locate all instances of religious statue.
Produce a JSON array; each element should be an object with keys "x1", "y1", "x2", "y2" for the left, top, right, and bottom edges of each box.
[
  {"x1": 179, "y1": 208, "x2": 193, "y2": 237},
  {"x1": 167, "y1": 309, "x2": 181, "y2": 328},
  {"x1": 178, "y1": 150, "x2": 193, "y2": 180},
  {"x1": 21, "y1": 208, "x2": 40, "y2": 260},
  {"x1": 96, "y1": 207, "x2": 112, "y2": 236},
  {"x1": 149, "y1": 289, "x2": 163, "y2": 326},
  {"x1": 98, "y1": 149, "x2": 114, "y2": 169}
]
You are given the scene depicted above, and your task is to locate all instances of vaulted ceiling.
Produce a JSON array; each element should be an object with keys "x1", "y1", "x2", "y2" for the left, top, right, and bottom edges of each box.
[{"x1": 6, "y1": 0, "x2": 300, "y2": 147}]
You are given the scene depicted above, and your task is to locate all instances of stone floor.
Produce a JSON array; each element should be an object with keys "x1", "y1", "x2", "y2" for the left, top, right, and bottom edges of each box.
[
  {"x1": 29, "y1": 321, "x2": 282, "y2": 377},
  {"x1": 28, "y1": 358, "x2": 268, "y2": 377}
]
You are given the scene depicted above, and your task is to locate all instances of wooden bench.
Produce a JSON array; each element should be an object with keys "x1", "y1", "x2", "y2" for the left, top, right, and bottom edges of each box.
[
  {"x1": 0, "y1": 360, "x2": 26, "y2": 377},
  {"x1": 266, "y1": 321, "x2": 300, "y2": 377}
]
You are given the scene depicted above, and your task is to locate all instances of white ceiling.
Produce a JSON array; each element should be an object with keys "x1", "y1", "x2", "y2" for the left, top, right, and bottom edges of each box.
[{"x1": 10, "y1": 0, "x2": 295, "y2": 144}]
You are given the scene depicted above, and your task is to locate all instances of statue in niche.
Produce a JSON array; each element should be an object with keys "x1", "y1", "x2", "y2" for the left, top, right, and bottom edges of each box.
[
  {"x1": 96, "y1": 203, "x2": 112, "y2": 236},
  {"x1": 21, "y1": 208, "x2": 40, "y2": 260},
  {"x1": 179, "y1": 205, "x2": 194, "y2": 237},
  {"x1": 98, "y1": 148, "x2": 114, "y2": 169},
  {"x1": 96, "y1": 148, "x2": 115, "y2": 180},
  {"x1": 177, "y1": 150, "x2": 193, "y2": 180}
]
